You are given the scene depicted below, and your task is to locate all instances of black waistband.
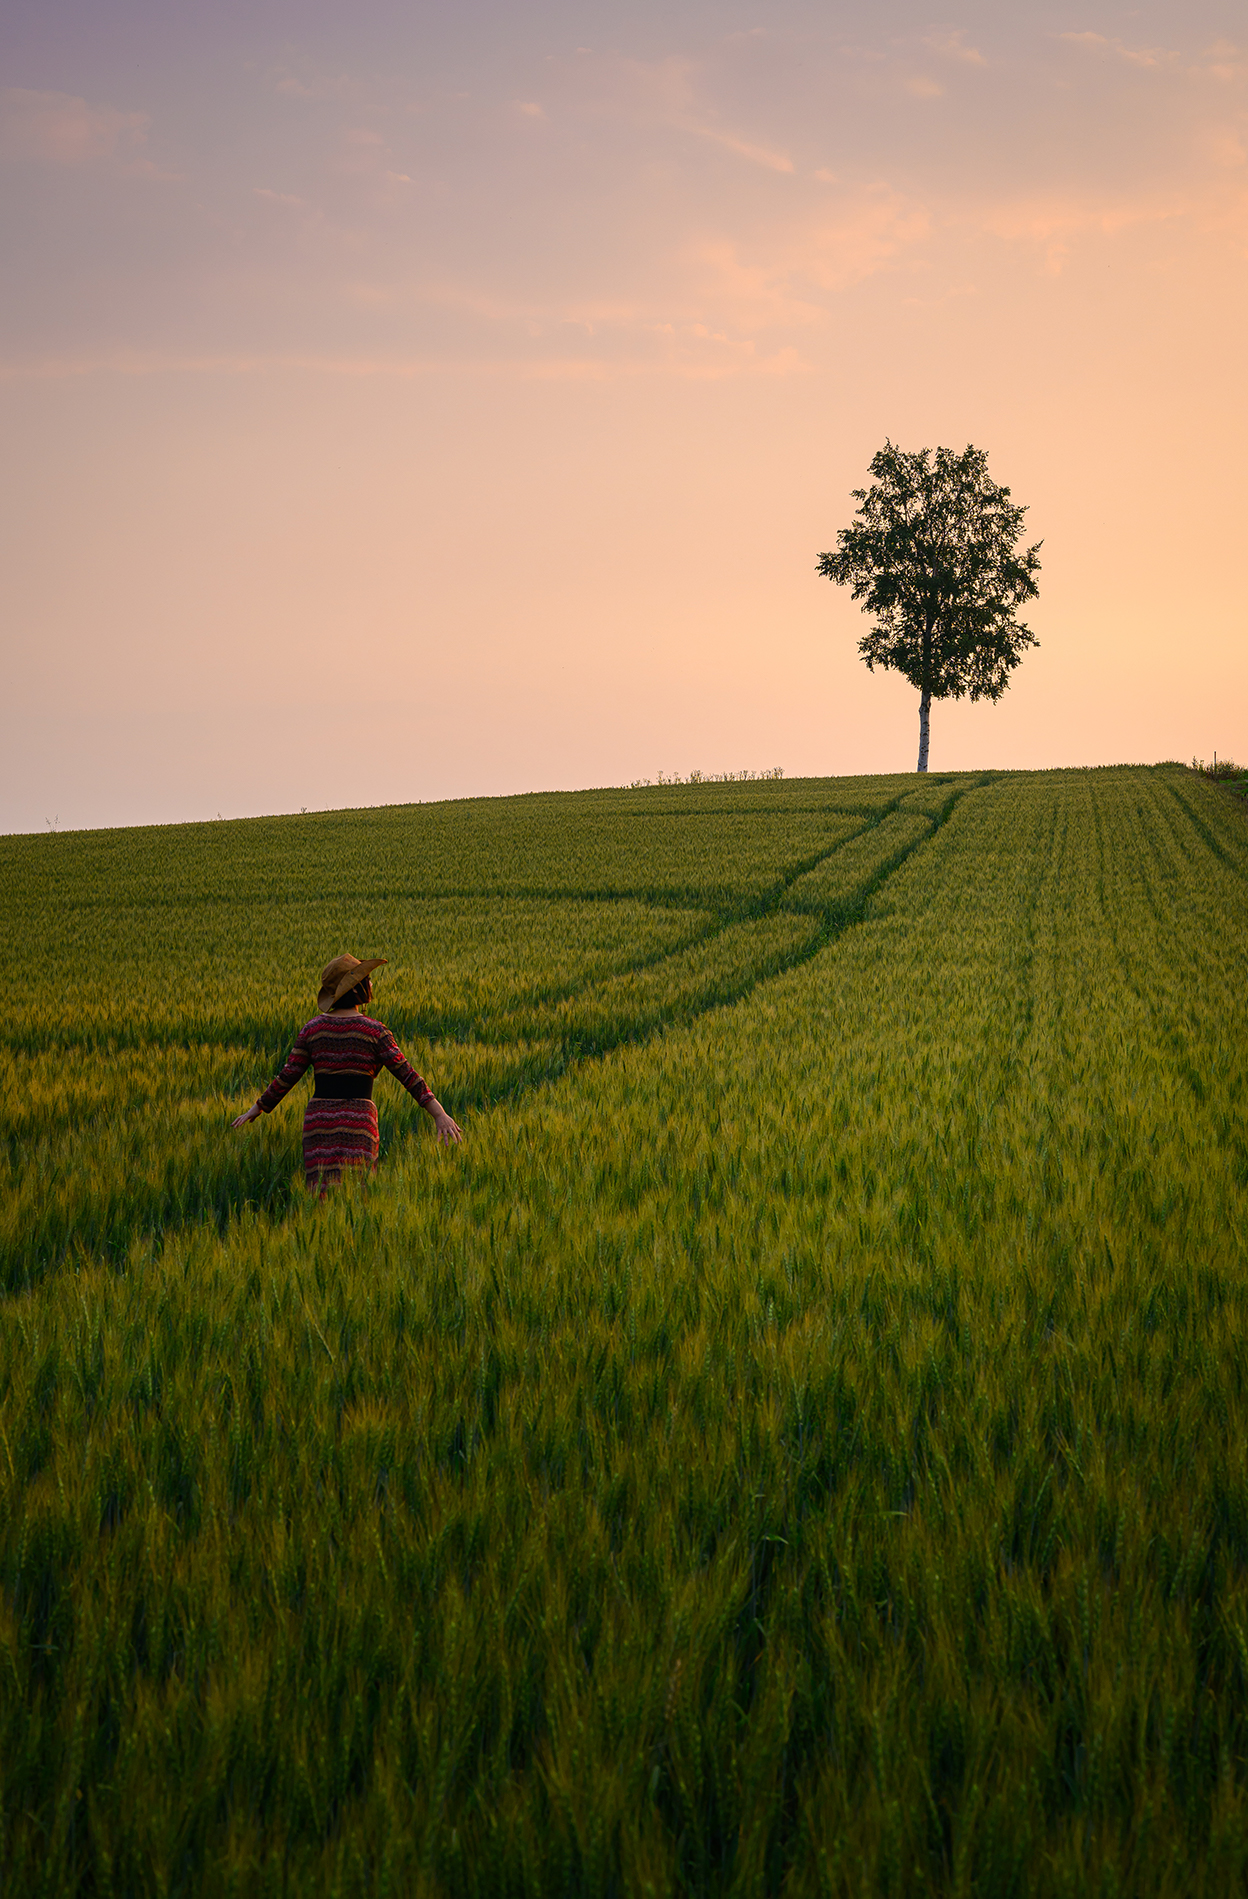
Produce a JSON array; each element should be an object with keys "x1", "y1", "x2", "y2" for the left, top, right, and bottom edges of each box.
[{"x1": 314, "y1": 1073, "x2": 374, "y2": 1100}]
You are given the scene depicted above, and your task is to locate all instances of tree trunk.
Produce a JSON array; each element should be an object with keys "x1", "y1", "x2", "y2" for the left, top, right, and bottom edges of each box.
[{"x1": 917, "y1": 688, "x2": 931, "y2": 772}]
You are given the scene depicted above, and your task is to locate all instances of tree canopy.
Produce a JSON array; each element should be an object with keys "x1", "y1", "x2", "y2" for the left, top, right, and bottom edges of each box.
[{"x1": 818, "y1": 442, "x2": 1041, "y2": 770}]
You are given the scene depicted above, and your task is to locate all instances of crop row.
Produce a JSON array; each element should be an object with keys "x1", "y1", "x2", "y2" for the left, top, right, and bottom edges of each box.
[
  {"x1": 6, "y1": 899, "x2": 718, "y2": 1056},
  {"x1": 0, "y1": 914, "x2": 829, "y2": 1285},
  {"x1": 1, "y1": 791, "x2": 963, "y2": 1280},
  {"x1": 1, "y1": 776, "x2": 983, "y2": 916}
]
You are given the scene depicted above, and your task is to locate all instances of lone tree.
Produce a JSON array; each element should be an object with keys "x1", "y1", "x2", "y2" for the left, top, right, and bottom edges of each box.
[{"x1": 818, "y1": 441, "x2": 1041, "y2": 772}]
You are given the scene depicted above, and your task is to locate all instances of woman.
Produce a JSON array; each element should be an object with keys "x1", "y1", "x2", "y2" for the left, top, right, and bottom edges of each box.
[{"x1": 233, "y1": 952, "x2": 462, "y2": 1188}]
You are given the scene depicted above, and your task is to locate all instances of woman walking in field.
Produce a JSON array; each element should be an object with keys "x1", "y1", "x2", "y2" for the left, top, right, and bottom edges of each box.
[{"x1": 233, "y1": 953, "x2": 462, "y2": 1188}]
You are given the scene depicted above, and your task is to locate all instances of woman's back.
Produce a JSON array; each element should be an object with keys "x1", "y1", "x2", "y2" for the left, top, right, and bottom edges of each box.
[{"x1": 299, "y1": 1011, "x2": 396, "y2": 1078}]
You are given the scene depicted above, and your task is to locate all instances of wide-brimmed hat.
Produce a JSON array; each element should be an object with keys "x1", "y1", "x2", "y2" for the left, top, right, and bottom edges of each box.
[{"x1": 317, "y1": 953, "x2": 387, "y2": 1014}]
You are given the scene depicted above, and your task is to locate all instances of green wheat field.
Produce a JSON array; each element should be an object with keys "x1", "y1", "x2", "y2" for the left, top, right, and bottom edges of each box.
[{"x1": 3, "y1": 763, "x2": 1248, "y2": 1897}]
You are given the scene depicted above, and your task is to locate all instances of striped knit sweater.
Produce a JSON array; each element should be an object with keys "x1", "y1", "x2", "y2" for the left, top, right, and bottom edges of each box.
[{"x1": 258, "y1": 1013, "x2": 433, "y2": 1114}]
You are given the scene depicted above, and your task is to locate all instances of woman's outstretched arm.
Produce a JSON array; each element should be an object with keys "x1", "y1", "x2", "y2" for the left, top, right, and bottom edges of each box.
[
  {"x1": 233, "y1": 1027, "x2": 313, "y2": 1131},
  {"x1": 377, "y1": 1028, "x2": 463, "y2": 1145},
  {"x1": 423, "y1": 1096, "x2": 464, "y2": 1146}
]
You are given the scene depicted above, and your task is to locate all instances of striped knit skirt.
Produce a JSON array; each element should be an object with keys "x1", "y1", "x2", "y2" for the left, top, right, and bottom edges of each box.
[{"x1": 301, "y1": 1098, "x2": 380, "y2": 1188}]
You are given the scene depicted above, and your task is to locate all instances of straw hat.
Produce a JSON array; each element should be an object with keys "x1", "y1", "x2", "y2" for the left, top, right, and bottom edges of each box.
[{"x1": 317, "y1": 953, "x2": 387, "y2": 1014}]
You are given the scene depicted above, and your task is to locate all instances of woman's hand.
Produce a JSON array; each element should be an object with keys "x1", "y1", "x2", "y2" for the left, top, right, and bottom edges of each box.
[
  {"x1": 428, "y1": 1101, "x2": 463, "y2": 1146},
  {"x1": 233, "y1": 1103, "x2": 263, "y2": 1130}
]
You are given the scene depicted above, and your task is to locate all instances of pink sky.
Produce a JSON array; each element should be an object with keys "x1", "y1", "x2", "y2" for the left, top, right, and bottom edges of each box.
[{"x1": 2, "y1": 1, "x2": 1245, "y2": 831}]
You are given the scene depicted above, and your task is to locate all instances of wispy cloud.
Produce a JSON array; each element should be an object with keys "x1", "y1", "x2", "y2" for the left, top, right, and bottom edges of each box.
[
  {"x1": 684, "y1": 185, "x2": 930, "y2": 337},
  {"x1": 1059, "y1": 31, "x2": 1179, "y2": 71},
  {"x1": 983, "y1": 187, "x2": 1189, "y2": 273},
  {"x1": 689, "y1": 123, "x2": 793, "y2": 172},
  {"x1": 1198, "y1": 42, "x2": 1246, "y2": 82},
  {"x1": 566, "y1": 52, "x2": 795, "y2": 174},
  {"x1": 0, "y1": 87, "x2": 154, "y2": 169},
  {"x1": 924, "y1": 29, "x2": 987, "y2": 68},
  {"x1": 802, "y1": 189, "x2": 931, "y2": 291},
  {"x1": 273, "y1": 69, "x2": 359, "y2": 104}
]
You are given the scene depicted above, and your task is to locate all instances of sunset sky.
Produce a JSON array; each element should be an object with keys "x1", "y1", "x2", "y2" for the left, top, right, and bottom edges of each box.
[{"x1": 2, "y1": 0, "x2": 1245, "y2": 832}]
